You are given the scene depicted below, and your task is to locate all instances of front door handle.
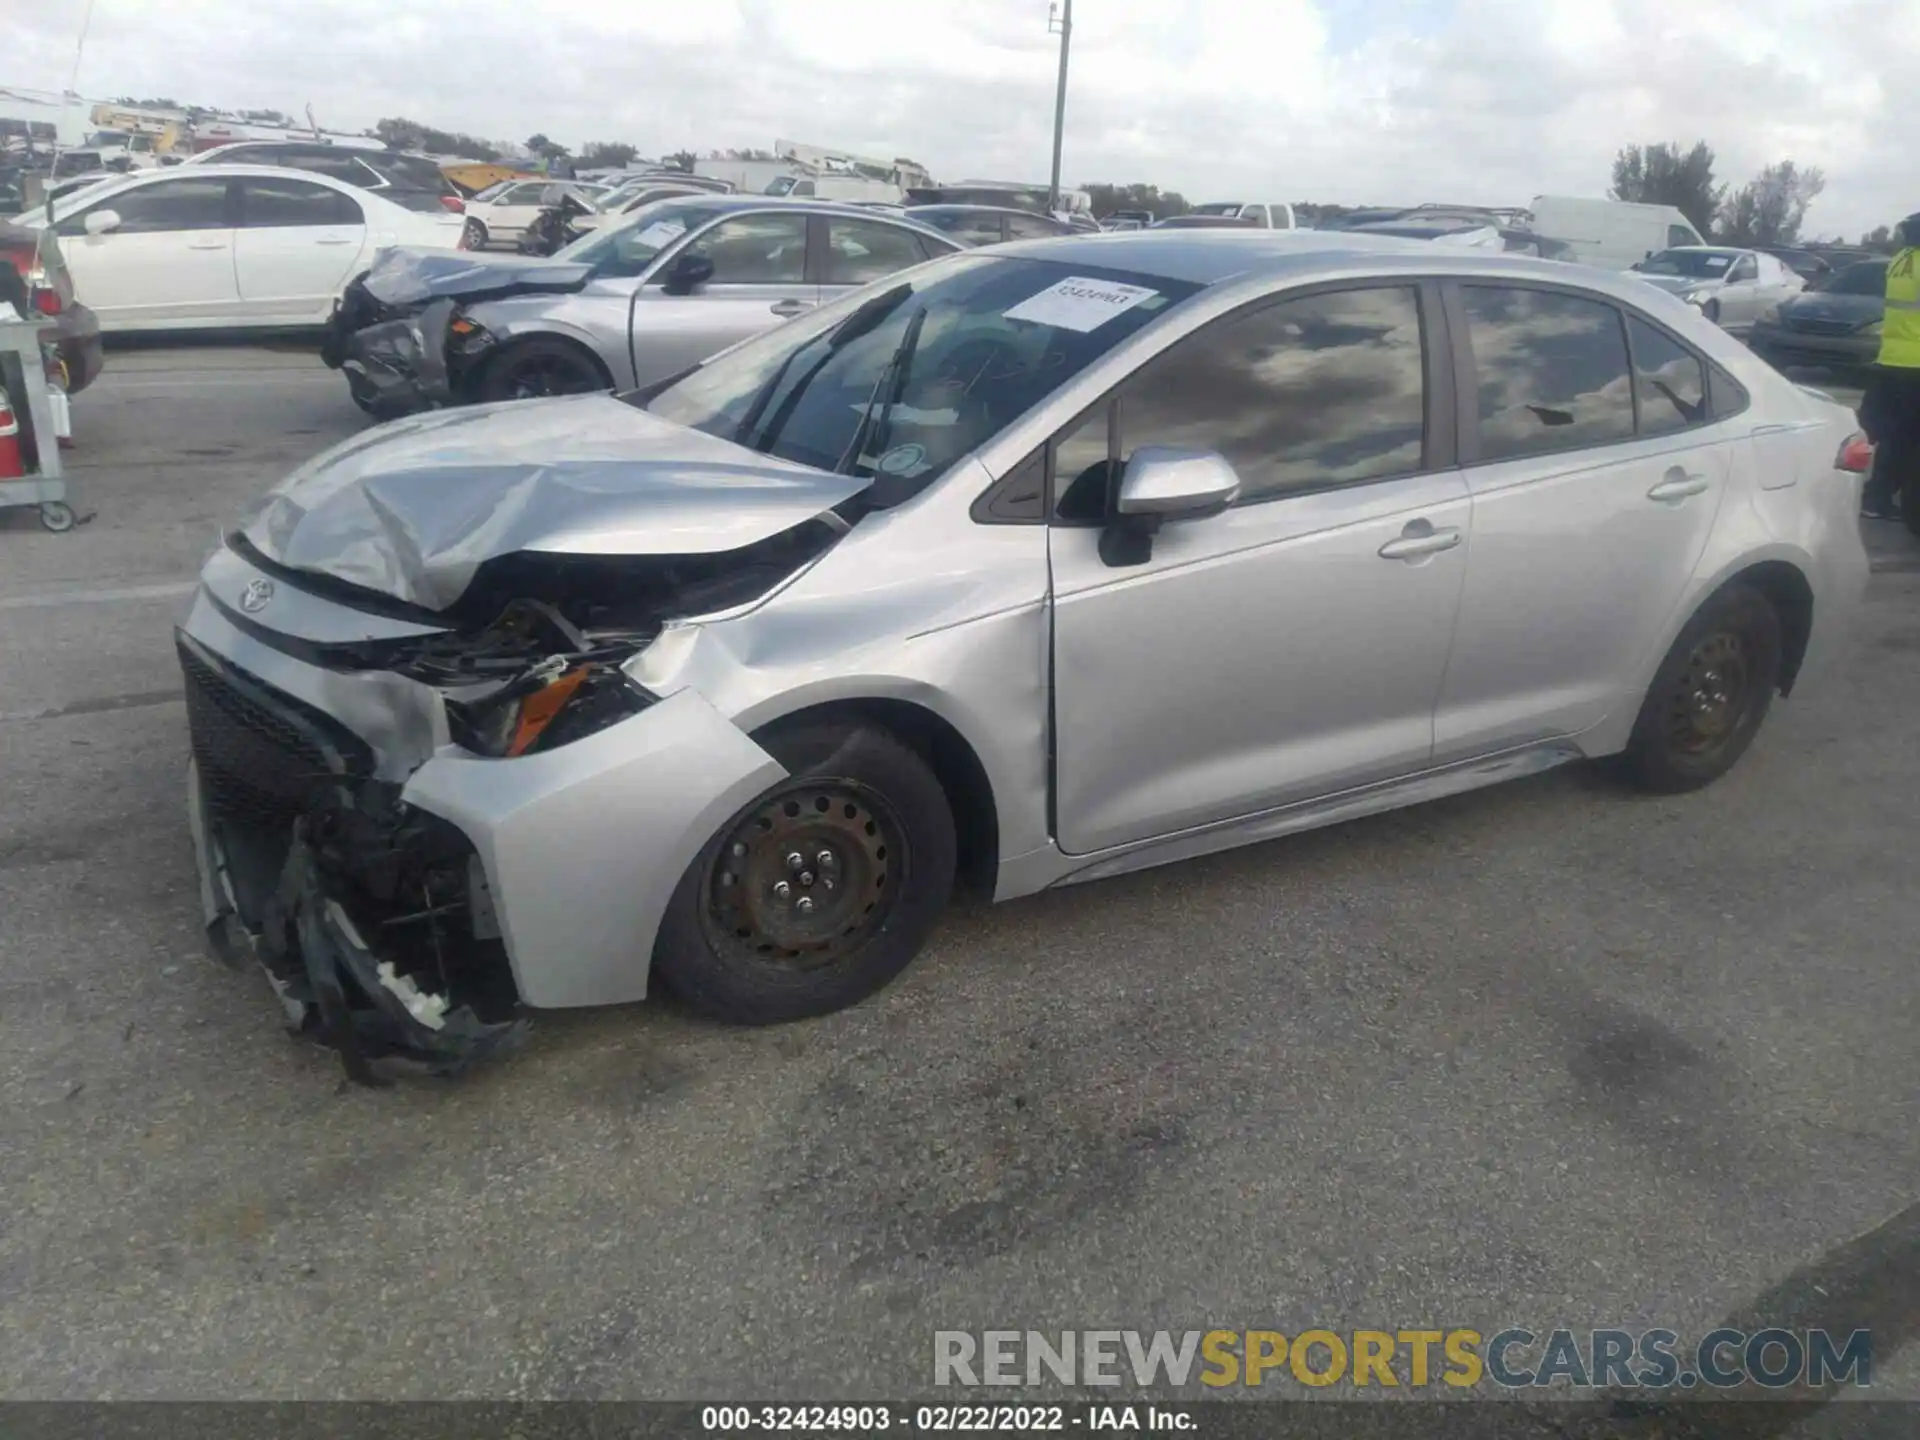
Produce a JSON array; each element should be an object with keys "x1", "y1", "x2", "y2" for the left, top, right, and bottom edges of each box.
[
  {"x1": 313, "y1": 238, "x2": 355, "y2": 246},
  {"x1": 770, "y1": 298, "x2": 813, "y2": 318},
  {"x1": 1648, "y1": 468, "x2": 1710, "y2": 502},
  {"x1": 1378, "y1": 525, "x2": 1463, "y2": 561},
  {"x1": 187, "y1": 240, "x2": 228, "y2": 250}
]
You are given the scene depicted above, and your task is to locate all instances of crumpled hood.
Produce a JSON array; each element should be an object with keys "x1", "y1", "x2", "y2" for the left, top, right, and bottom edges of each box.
[
  {"x1": 359, "y1": 246, "x2": 594, "y2": 308},
  {"x1": 242, "y1": 395, "x2": 872, "y2": 611}
]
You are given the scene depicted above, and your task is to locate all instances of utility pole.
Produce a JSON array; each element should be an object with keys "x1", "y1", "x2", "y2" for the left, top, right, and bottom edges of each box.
[{"x1": 1047, "y1": 0, "x2": 1073, "y2": 213}]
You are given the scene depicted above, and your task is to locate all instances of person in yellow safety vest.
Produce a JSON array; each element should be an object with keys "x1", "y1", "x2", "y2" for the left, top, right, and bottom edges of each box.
[{"x1": 1860, "y1": 213, "x2": 1920, "y2": 531}]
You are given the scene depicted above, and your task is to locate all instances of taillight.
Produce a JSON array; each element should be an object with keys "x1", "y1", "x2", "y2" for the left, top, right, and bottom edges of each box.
[
  {"x1": 440, "y1": 194, "x2": 465, "y2": 214},
  {"x1": 32, "y1": 288, "x2": 61, "y2": 316},
  {"x1": 1836, "y1": 433, "x2": 1874, "y2": 473}
]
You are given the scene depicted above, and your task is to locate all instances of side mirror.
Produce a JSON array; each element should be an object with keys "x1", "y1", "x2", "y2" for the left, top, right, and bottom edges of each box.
[
  {"x1": 1100, "y1": 447, "x2": 1240, "y2": 567},
  {"x1": 84, "y1": 209, "x2": 122, "y2": 236},
  {"x1": 661, "y1": 251, "x2": 714, "y2": 295}
]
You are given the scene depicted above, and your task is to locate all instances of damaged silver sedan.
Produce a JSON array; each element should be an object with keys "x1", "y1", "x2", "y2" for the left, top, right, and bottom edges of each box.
[{"x1": 182, "y1": 233, "x2": 1869, "y2": 1079}]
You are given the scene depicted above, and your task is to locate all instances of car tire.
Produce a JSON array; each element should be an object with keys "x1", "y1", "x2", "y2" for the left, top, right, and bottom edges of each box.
[
  {"x1": 1616, "y1": 583, "x2": 1782, "y2": 794},
  {"x1": 462, "y1": 218, "x2": 488, "y2": 250},
  {"x1": 472, "y1": 337, "x2": 612, "y2": 403},
  {"x1": 1702, "y1": 298, "x2": 1721, "y2": 324},
  {"x1": 652, "y1": 719, "x2": 957, "y2": 1024}
]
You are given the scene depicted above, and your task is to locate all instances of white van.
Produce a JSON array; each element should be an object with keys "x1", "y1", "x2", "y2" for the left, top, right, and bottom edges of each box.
[
  {"x1": 1190, "y1": 201, "x2": 1297, "y2": 230},
  {"x1": 1528, "y1": 196, "x2": 1706, "y2": 270}
]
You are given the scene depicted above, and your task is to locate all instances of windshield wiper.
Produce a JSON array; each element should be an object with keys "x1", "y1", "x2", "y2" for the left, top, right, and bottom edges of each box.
[
  {"x1": 731, "y1": 283, "x2": 912, "y2": 450},
  {"x1": 834, "y1": 305, "x2": 927, "y2": 476}
]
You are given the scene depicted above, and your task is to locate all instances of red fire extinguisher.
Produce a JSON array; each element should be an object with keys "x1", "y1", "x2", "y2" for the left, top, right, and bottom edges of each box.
[{"x1": 0, "y1": 391, "x2": 25, "y2": 480}]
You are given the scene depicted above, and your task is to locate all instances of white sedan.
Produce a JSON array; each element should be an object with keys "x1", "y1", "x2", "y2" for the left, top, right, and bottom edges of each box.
[
  {"x1": 14, "y1": 165, "x2": 466, "y2": 332},
  {"x1": 459, "y1": 179, "x2": 611, "y2": 249}
]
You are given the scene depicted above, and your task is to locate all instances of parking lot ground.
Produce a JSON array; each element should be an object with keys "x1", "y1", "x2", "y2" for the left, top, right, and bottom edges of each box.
[{"x1": 1, "y1": 346, "x2": 1917, "y2": 1412}]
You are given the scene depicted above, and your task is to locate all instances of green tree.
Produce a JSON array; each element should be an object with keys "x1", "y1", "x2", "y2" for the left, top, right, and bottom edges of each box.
[
  {"x1": 1716, "y1": 160, "x2": 1825, "y2": 246},
  {"x1": 525, "y1": 132, "x2": 570, "y2": 160},
  {"x1": 1610, "y1": 141, "x2": 1722, "y2": 238},
  {"x1": 661, "y1": 150, "x2": 697, "y2": 173},
  {"x1": 1083, "y1": 182, "x2": 1189, "y2": 219},
  {"x1": 578, "y1": 141, "x2": 638, "y2": 168},
  {"x1": 372, "y1": 116, "x2": 502, "y2": 160},
  {"x1": 1861, "y1": 224, "x2": 1894, "y2": 252}
]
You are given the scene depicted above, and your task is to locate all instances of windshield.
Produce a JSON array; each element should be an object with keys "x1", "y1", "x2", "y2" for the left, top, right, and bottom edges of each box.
[
  {"x1": 1640, "y1": 249, "x2": 1737, "y2": 278},
  {"x1": 552, "y1": 199, "x2": 720, "y2": 274},
  {"x1": 1820, "y1": 262, "x2": 1889, "y2": 297},
  {"x1": 642, "y1": 253, "x2": 1199, "y2": 493}
]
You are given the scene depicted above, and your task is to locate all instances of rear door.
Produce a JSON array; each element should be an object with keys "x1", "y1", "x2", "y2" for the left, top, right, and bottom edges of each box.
[
  {"x1": 627, "y1": 211, "x2": 814, "y2": 386},
  {"x1": 1432, "y1": 285, "x2": 1731, "y2": 758},
  {"x1": 55, "y1": 175, "x2": 239, "y2": 327},
  {"x1": 231, "y1": 175, "x2": 368, "y2": 323}
]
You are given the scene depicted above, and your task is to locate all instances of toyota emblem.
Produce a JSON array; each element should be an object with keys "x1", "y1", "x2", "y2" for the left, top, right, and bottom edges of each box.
[{"x1": 239, "y1": 578, "x2": 276, "y2": 614}]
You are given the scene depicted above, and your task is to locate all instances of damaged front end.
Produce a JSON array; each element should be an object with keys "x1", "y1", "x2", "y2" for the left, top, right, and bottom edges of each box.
[{"x1": 322, "y1": 248, "x2": 593, "y2": 419}]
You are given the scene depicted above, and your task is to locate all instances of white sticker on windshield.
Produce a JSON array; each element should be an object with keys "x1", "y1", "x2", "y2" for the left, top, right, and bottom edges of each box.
[
  {"x1": 1003, "y1": 276, "x2": 1160, "y2": 332},
  {"x1": 1703, "y1": 255, "x2": 1730, "y2": 269},
  {"x1": 635, "y1": 220, "x2": 687, "y2": 249}
]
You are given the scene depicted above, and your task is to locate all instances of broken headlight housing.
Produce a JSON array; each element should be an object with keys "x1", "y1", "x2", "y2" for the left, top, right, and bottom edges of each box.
[{"x1": 447, "y1": 657, "x2": 655, "y2": 758}]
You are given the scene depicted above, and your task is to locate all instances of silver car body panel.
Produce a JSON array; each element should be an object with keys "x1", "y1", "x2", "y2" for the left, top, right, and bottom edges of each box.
[
  {"x1": 185, "y1": 232, "x2": 1869, "y2": 1024},
  {"x1": 241, "y1": 393, "x2": 871, "y2": 610},
  {"x1": 465, "y1": 200, "x2": 959, "y2": 393}
]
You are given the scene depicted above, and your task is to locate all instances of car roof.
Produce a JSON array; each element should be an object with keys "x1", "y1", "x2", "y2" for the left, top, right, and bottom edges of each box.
[
  {"x1": 907, "y1": 204, "x2": 1058, "y2": 219},
  {"x1": 632, "y1": 193, "x2": 955, "y2": 236},
  {"x1": 1662, "y1": 245, "x2": 1745, "y2": 256},
  {"x1": 73, "y1": 163, "x2": 407, "y2": 195},
  {"x1": 983, "y1": 229, "x2": 1678, "y2": 292}
]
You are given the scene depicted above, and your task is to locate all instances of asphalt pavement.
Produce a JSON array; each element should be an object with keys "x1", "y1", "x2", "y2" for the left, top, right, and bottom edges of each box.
[{"x1": 2, "y1": 345, "x2": 1917, "y2": 1420}]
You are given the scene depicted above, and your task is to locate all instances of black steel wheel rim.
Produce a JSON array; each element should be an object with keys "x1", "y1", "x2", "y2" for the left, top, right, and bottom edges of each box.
[
  {"x1": 701, "y1": 782, "x2": 906, "y2": 970},
  {"x1": 1667, "y1": 630, "x2": 1750, "y2": 755}
]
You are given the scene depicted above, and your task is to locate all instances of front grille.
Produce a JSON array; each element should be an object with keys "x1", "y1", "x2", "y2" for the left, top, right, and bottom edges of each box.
[
  {"x1": 179, "y1": 637, "x2": 373, "y2": 827},
  {"x1": 1786, "y1": 316, "x2": 1860, "y2": 336}
]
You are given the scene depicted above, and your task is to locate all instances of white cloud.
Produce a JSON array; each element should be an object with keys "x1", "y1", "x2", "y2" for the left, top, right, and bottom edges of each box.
[{"x1": 3, "y1": 0, "x2": 1911, "y2": 236}]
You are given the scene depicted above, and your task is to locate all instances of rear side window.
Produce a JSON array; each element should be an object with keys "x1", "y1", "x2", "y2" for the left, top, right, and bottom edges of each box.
[
  {"x1": 1461, "y1": 285, "x2": 1635, "y2": 461},
  {"x1": 1115, "y1": 284, "x2": 1428, "y2": 504},
  {"x1": 1005, "y1": 212, "x2": 1065, "y2": 240},
  {"x1": 823, "y1": 218, "x2": 927, "y2": 285},
  {"x1": 1625, "y1": 315, "x2": 1708, "y2": 435},
  {"x1": 238, "y1": 177, "x2": 363, "y2": 228}
]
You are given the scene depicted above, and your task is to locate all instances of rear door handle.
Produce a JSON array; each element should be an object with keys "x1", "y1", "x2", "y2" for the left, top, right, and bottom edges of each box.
[
  {"x1": 187, "y1": 240, "x2": 228, "y2": 250},
  {"x1": 770, "y1": 298, "x2": 813, "y2": 317},
  {"x1": 1378, "y1": 526, "x2": 1463, "y2": 561},
  {"x1": 313, "y1": 238, "x2": 355, "y2": 246},
  {"x1": 1648, "y1": 469, "x2": 1710, "y2": 502}
]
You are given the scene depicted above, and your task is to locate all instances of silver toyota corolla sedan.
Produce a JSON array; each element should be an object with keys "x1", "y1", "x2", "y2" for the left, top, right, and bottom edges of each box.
[
  {"x1": 327, "y1": 197, "x2": 962, "y2": 416},
  {"x1": 182, "y1": 232, "x2": 1871, "y2": 1078}
]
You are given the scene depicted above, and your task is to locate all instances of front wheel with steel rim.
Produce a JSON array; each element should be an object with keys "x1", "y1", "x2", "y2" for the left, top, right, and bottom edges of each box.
[
  {"x1": 1617, "y1": 583, "x2": 1782, "y2": 793},
  {"x1": 462, "y1": 218, "x2": 488, "y2": 250},
  {"x1": 653, "y1": 720, "x2": 957, "y2": 1023},
  {"x1": 473, "y1": 337, "x2": 611, "y2": 404}
]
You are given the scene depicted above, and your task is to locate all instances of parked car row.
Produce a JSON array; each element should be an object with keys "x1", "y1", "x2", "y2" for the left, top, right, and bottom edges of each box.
[{"x1": 175, "y1": 228, "x2": 1871, "y2": 1073}]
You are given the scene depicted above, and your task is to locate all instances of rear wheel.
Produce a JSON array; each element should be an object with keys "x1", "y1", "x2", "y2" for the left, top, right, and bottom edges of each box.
[
  {"x1": 473, "y1": 338, "x2": 611, "y2": 403},
  {"x1": 1617, "y1": 584, "x2": 1781, "y2": 793},
  {"x1": 652, "y1": 720, "x2": 956, "y2": 1024}
]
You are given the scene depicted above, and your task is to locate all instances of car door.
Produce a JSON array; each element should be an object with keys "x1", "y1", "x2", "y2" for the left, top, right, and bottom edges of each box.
[
  {"x1": 54, "y1": 175, "x2": 238, "y2": 327},
  {"x1": 1049, "y1": 282, "x2": 1471, "y2": 854},
  {"x1": 627, "y1": 211, "x2": 814, "y2": 387},
  {"x1": 485, "y1": 182, "x2": 547, "y2": 239},
  {"x1": 1432, "y1": 285, "x2": 1731, "y2": 759},
  {"x1": 230, "y1": 175, "x2": 367, "y2": 323},
  {"x1": 1717, "y1": 252, "x2": 1764, "y2": 329}
]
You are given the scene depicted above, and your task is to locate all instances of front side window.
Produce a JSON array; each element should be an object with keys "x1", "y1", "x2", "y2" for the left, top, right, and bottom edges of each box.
[
  {"x1": 553, "y1": 200, "x2": 724, "y2": 276},
  {"x1": 61, "y1": 177, "x2": 230, "y2": 234},
  {"x1": 238, "y1": 176, "x2": 363, "y2": 228},
  {"x1": 643, "y1": 254, "x2": 1198, "y2": 495},
  {"x1": 1626, "y1": 315, "x2": 1708, "y2": 436},
  {"x1": 824, "y1": 218, "x2": 928, "y2": 285},
  {"x1": 685, "y1": 214, "x2": 809, "y2": 284},
  {"x1": 1461, "y1": 285, "x2": 1635, "y2": 461},
  {"x1": 1728, "y1": 254, "x2": 1758, "y2": 282},
  {"x1": 1114, "y1": 285, "x2": 1428, "y2": 504}
]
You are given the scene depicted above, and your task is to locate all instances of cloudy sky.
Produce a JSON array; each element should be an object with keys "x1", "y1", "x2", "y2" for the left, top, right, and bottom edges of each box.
[{"x1": 6, "y1": 0, "x2": 1913, "y2": 237}]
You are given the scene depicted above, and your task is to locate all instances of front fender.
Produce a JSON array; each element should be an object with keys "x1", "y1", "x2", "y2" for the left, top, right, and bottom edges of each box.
[{"x1": 464, "y1": 298, "x2": 629, "y2": 387}]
